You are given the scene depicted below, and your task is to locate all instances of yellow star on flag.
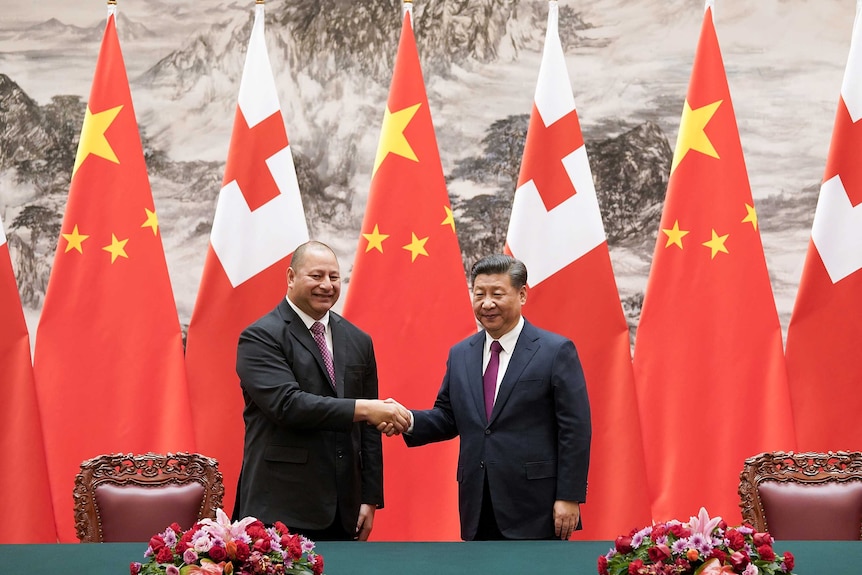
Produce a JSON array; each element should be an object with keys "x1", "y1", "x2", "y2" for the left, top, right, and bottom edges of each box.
[
  {"x1": 102, "y1": 234, "x2": 129, "y2": 263},
  {"x1": 742, "y1": 203, "x2": 758, "y2": 230},
  {"x1": 372, "y1": 103, "x2": 421, "y2": 176},
  {"x1": 662, "y1": 219, "x2": 689, "y2": 249},
  {"x1": 362, "y1": 224, "x2": 389, "y2": 253},
  {"x1": 702, "y1": 229, "x2": 729, "y2": 259},
  {"x1": 73, "y1": 104, "x2": 124, "y2": 177},
  {"x1": 62, "y1": 225, "x2": 89, "y2": 254},
  {"x1": 441, "y1": 205, "x2": 456, "y2": 233},
  {"x1": 403, "y1": 232, "x2": 429, "y2": 262},
  {"x1": 142, "y1": 208, "x2": 159, "y2": 236},
  {"x1": 671, "y1": 99, "x2": 722, "y2": 174}
]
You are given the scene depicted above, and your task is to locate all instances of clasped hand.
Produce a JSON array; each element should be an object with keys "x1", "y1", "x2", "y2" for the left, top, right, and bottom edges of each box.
[{"x1": 367, "y1": 397, "x2": 411, "y2": 436}]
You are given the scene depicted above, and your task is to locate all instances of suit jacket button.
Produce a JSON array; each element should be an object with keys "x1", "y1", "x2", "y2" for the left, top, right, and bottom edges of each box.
[
  {"x1": 480, "y1": 461, "x2": 485, "y2": 469},
  {"x1": 484, "y1": 429, "x2": 491, "y2": 435}
]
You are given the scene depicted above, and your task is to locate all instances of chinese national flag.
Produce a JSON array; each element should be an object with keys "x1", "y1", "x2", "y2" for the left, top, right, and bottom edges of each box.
[
  {"x1": 341, "y1": 6, "x2": 476, "y2": 540},
  {"x1": 0, "y1": 217, "x2": 56, "y2": 542},
  {"x1": 505, "y1": 1, "x2": 651, "y2": 538},
  {"x1": 33, "y1": 9, "x2": 194, "y2": 542},
  {"x1": 632, "y1": 3, "x2": 795, "y2": 523},
  {"x1": 785, "y1": 5, "x2": 862, "y2": 451},
  {"x1": 185, "y1": 2, "x2": 308, "y2": 516}
]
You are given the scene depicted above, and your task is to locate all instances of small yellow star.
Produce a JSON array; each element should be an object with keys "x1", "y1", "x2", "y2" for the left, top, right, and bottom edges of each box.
[
  {"x1": 742, "y1": 203, "x2": 758, "y2": 230},
  {"x1": 702, "y1": 229, "x2": 729, "y2": 259},
  {"x1": 362, "y1": 224, "x2": 389, "y2": 253},
  {"x1": 102, "y1": 234, "x2": 129, "y2": 263},
  {"x1": 441, "y1": 205, "x2": 456, "y2": 233},
  {"x1": 62, "y1": 224, "x2": 89, "y2": 254},
  {"x1": 142, "y1": 208, "x2": 159, "y2": 236},
  {"x1": 662, "y1": 220, "x2": 689, "y2": 249},
  {"x1": 73, "y1": 105, "x2": 124, "y2": 177},
  {"x1": 372, "y1": 103, "x2": 421, "y2": 176},
  {"x1": 402, "y1": 232, "x2": 429, "y2": 262},
  {"x1": 671, "y1": 99, "x2": 722, "y2": 174}
]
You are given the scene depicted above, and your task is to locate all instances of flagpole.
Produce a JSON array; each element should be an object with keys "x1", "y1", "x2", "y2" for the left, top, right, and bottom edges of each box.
[
  {"x1": 403, "y1": 0, "x2": 413, "y2": 22},
  {"x1": 107, "y1": 0, "x2": 116, "y2": 20}
]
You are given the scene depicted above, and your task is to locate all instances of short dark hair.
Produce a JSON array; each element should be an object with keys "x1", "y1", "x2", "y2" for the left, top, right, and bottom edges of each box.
[
  {"x1": 290, "y1": 240, "x2": 337, "y2": 272},
  {"x1": 470, "y1": 254, "x2": 528, "y2": 289}
]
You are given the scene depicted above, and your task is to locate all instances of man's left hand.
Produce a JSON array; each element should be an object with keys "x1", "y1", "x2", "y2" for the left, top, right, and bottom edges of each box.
[
  {"x1": 553, "y1": 500, "x2": 580, "y2": 540},
  {"x1": 355, "y1": 504, "x2": 377, "y2": 541}
]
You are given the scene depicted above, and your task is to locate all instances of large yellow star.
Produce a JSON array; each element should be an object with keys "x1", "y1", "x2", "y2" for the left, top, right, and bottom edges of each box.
[
  {"x1": 702, "y1": 229, "x2": 729, "y2": 259},
  {"x1": 142, "y1": 208, "x2": 159, "y2": 236},
  {"x1": 62, "y1": 224, "x2": 89, "y2": 254},
  {"x1": 372, "y1": 103, "x2": 421, "y2": 176},
  {"x1": 671, "y1": 99, "x2": 722, "y2": 174},
  {"x1": 662, "y1": 219, "x2": 689, "y2": 249},
  {"x1": 742, "y1": 203, "x2": 758, "y2": 230},
  {"x1": 362, "y1": 224, "x2": 389, "y2": 253},
  {"x1": 402, "y1": 232, "x2": 429, "y2": 262},
  {"x1": 441, "y1": 205, "x2": 456, "y2": 233},
  {"x1": 73, "y1": 105, "x2": 123, "y2": 177},
  {"x1": 102, "y1": 234, "x2": 129, "y2": 263}
]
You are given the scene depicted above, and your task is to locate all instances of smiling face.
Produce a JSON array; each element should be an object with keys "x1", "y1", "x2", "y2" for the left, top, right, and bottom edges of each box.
[
  {"x1": 471, "y1": 272, "x2": 527, "y2": 340},
  {"x1": 287, "y1": 245, "x2": 341, "y2": 320}
]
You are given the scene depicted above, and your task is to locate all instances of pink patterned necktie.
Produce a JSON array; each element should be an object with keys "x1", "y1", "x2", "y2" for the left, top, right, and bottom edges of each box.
[
  {"x1": 310, "y1": 321, "x2": 336, "y2": 390},
  {"x1": 483, "y1": 340, "x2": 503, "y2": 421}
]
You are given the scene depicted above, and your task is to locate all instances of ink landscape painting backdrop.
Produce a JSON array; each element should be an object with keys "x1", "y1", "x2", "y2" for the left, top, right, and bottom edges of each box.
[{"x1": 0, "y1": 0, "x2": 854, "y2": 538}]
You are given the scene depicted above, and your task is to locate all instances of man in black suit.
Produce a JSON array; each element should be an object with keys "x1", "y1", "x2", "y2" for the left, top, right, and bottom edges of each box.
[
  {"x1": 236, "y1": 240, "x2": 410, "y2": 541},
  {"x1": 403, "y1": 254, "x2": 591, "y2": 541}
]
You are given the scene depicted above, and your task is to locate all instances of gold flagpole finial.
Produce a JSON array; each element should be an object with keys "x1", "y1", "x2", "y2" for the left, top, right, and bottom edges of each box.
[
  {"x1": 107, "y1": 0, "x2": 117, "y2": 4},
  {"x1": 255, "y1": 0, "x2": 264, "y2": 4}
]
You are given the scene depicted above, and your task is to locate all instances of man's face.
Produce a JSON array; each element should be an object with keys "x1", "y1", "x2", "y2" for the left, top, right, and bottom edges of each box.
[
  {"x1": 287, "y1": 248, "x2": 341, "y2": 320},
  {"x1": 472, "y1": 272, "x2": 526, "y2": 339}
]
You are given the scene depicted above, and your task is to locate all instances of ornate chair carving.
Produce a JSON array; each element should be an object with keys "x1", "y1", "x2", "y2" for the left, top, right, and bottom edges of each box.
[
  {"x1": 73, "y1": 452, "x2": 225, "y2": 542},
  {"x1": 739, "y1": 451, "x2": 862, "y2": 540}
]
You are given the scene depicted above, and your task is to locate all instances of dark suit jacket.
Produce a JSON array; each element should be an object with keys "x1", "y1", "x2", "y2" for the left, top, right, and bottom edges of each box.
[
  {"x1": 405, "y1": 319, "x2": 591, "y2": 540},
  {"x1": 236, "y1": 299, "x2": 383, "y2": 531}
]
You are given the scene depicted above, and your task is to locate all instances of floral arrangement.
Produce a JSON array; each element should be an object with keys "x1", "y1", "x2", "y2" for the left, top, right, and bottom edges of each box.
[
  {"x1": 598, "y1": 508, "x2": 795, "y2": 575},
  {"x1": 131, "y1": 509, "x2": 324, "y2": 575}
]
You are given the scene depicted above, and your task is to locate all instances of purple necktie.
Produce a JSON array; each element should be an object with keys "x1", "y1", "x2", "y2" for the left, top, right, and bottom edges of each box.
[
  {"x1": 484, "y1": 340, "x2": 503, "y2": 421},
  {"x1": 310, "y1": 321, "x2": 336, "y2": 390}
]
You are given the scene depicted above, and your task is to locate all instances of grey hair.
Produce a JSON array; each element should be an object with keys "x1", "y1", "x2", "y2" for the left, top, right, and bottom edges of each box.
[{"x1": 470, "y1": 254, "x2": 527, "y2": 289}]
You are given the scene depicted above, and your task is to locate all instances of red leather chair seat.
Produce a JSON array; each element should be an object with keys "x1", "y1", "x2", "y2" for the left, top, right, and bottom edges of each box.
[
  {"x1": 94, "y1": 482, "x2": 205, "y2": 542},
  {"x1": 758, "y1": 480, "x2": 862, "y2": 540}
]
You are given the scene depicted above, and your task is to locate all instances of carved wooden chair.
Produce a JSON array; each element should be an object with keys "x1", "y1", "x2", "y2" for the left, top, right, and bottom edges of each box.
[
  {"x1": 73, "y1": 452, "x2": 225, "y2": 542},
  {"x1": 739, "y1": 451, "x2": 862, "y2": 540}
]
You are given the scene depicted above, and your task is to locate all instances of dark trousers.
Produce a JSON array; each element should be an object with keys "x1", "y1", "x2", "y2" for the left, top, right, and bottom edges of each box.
[{"x1": 288, "y1": 507, "x2": 353, "y2": 541}]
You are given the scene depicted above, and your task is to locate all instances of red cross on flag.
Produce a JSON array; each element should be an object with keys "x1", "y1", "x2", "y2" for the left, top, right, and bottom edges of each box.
[
  {"x1": 504, "y1": 0, "x2": 651, "y2": 539},
  {"x1": 633, "y1": 1, "x2": 795, "y2": 523},
  {"x1": 33, "y1": 6, "x2": 194, "y2": 541},
  {"x1": 185, "y1": 1, "x2": 309, "y2": 515},
  {"x1": 0, "y1": 215, "x2": 56, "y2": 542},
  {"x1": 785, "y1": 3, "x2": 862, "y2": 451}
]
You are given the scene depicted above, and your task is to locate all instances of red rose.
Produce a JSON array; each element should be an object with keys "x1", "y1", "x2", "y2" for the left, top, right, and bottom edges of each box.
[
  {"x1": 615, "y1": 535, "x2": 634, "y2": 554},
  {"x1": 252, "y1": 537, "x2": 272, "y2": 552},
  {"x1": 651, "y1": 524, "x2": 667, "y2": 539},
  {"x1": 725, "y1": 529, "x2": 745, "y2": 550},
  {"x1": 647, "y1": 544, "x2": 671, "y2": 563},
  {"x1": 783, "y1": 551, "x2": 795, "y2": 571},
  {"x1": 169, "y1": 522, "x2": 183, "y2": 534},
  {"x1": 235, "y1": 541, "x2": 251, "y2": 562},
  {"x1": 597, "y1": 555, "x2": 609, "y2": 575},
  {"x1": 130, "y1": 562, "x2": 142, "y2": 575},
  {"x1": 208, "y1": 544, "x2": 227, "y2": 562},
  {"x1": 752, "y1": 532, "x2": 773, "y2": 547},
  {"x1": 312, "y1": 554, "x2": 324, "y2": 575},
  {"x1": 757, "y1": 544, "x2": 776, "y2": 562},
  {"x1": 709, "y1": 548, "x2": 727, "y2": 564},
  {"x1": 627, "y1": 559, "x2": 644, "y2": 575},
  {"x1": 155, "y1": 545, "x2": 175, "y2": 564},
  {"x1": 668, "y1": 524, "x2": 691, "y2": 538},
  {"x1": 149, "y1": 534, "x2": 166, "y2": 552},
  {"x1": 729, "y1": 551, "x2": 750, "y2": 571}
]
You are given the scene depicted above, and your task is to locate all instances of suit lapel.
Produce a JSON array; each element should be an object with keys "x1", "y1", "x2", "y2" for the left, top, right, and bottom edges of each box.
[
  {"x1": 466, "y1": 332, "x2": 487, "y2": 420},
  {"x1": 330, "y1": 313, "x2": 345, "y2": 398},
  {"x1": 280, "y1": 300, "x2": 336, "y2": 397},
  {"x1": 489, "y1": 321, "x2": 540, "y2": 423}
]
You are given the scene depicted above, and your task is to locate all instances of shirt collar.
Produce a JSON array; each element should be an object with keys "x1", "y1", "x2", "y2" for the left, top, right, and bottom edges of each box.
[
  {"x1": 484, "y1": 315, "x2": 524, "y2": 353},
  {"x1": 286, "y1": 296, "x2": 330, "y2": 331}
]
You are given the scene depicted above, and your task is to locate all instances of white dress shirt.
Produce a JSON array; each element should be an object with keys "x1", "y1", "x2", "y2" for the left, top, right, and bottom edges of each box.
[{"x1": 483, "y1": 316, "x2": 525, "y2": 403}]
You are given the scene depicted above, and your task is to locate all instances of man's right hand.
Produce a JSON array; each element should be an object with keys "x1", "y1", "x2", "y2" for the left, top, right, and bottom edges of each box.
[{"x1": 354, "y1": 398, "x2": 411, "y2": 435}]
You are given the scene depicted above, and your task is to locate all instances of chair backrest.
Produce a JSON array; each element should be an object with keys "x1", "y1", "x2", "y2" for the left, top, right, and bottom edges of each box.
[
  {"x1": 739, "y1": 451, "x2": 862, "y2": 540},
  {"x1": 73, "y1": 452, "x2": 225, "y2": 543}
]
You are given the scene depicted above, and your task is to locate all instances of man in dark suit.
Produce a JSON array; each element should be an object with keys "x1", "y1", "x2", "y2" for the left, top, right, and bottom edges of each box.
[
  {"x1": 404, "y1": 254, "x2": 591, "y2": 541},
  {"x1": 236, "y1": 240, "x2": 410, "y2": 541}
]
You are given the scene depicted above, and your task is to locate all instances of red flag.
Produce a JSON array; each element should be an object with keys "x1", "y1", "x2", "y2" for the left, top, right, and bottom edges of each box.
[
  {"x1": 632, "y1": 3, "x2": 795, "y2": 523},
  {"x1": 185, "y1": 2, "x2": 309, "y2": 516},
  {"x1": 32, "y1": 8, "x2": 194, "y2": 541},
  {"x1": 785, "y1": 5, "x2": 862, "y2": 451},
  {"x1": 341, "y1": 5, "x2": 476, "y2": 540},
  {"x1": 0, "y1": 216, "x2": 56, "y2": 542},
  {"x1": 504, "y1": 1, "x2": 651, "y2": 538}
]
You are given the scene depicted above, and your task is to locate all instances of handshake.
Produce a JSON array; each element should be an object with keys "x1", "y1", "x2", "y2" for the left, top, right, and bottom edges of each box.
[{"x1": 355, "y1": 398, "x2": 411, "y2": 436}]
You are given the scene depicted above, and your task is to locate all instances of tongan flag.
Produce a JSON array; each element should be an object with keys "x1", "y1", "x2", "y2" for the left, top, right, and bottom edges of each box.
[
  {"x1": 185, "y1": 1, "x2": 309, "y2": 516},
  {"x1": 505, "y1": 0, "x2": 651, "y2": 538},
  {"x1": 785, "y1": 2, "x2": 862, "y2": 451},
  {"x1": 33, "y1": 6, "x2": 194, "y2": 541}
]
